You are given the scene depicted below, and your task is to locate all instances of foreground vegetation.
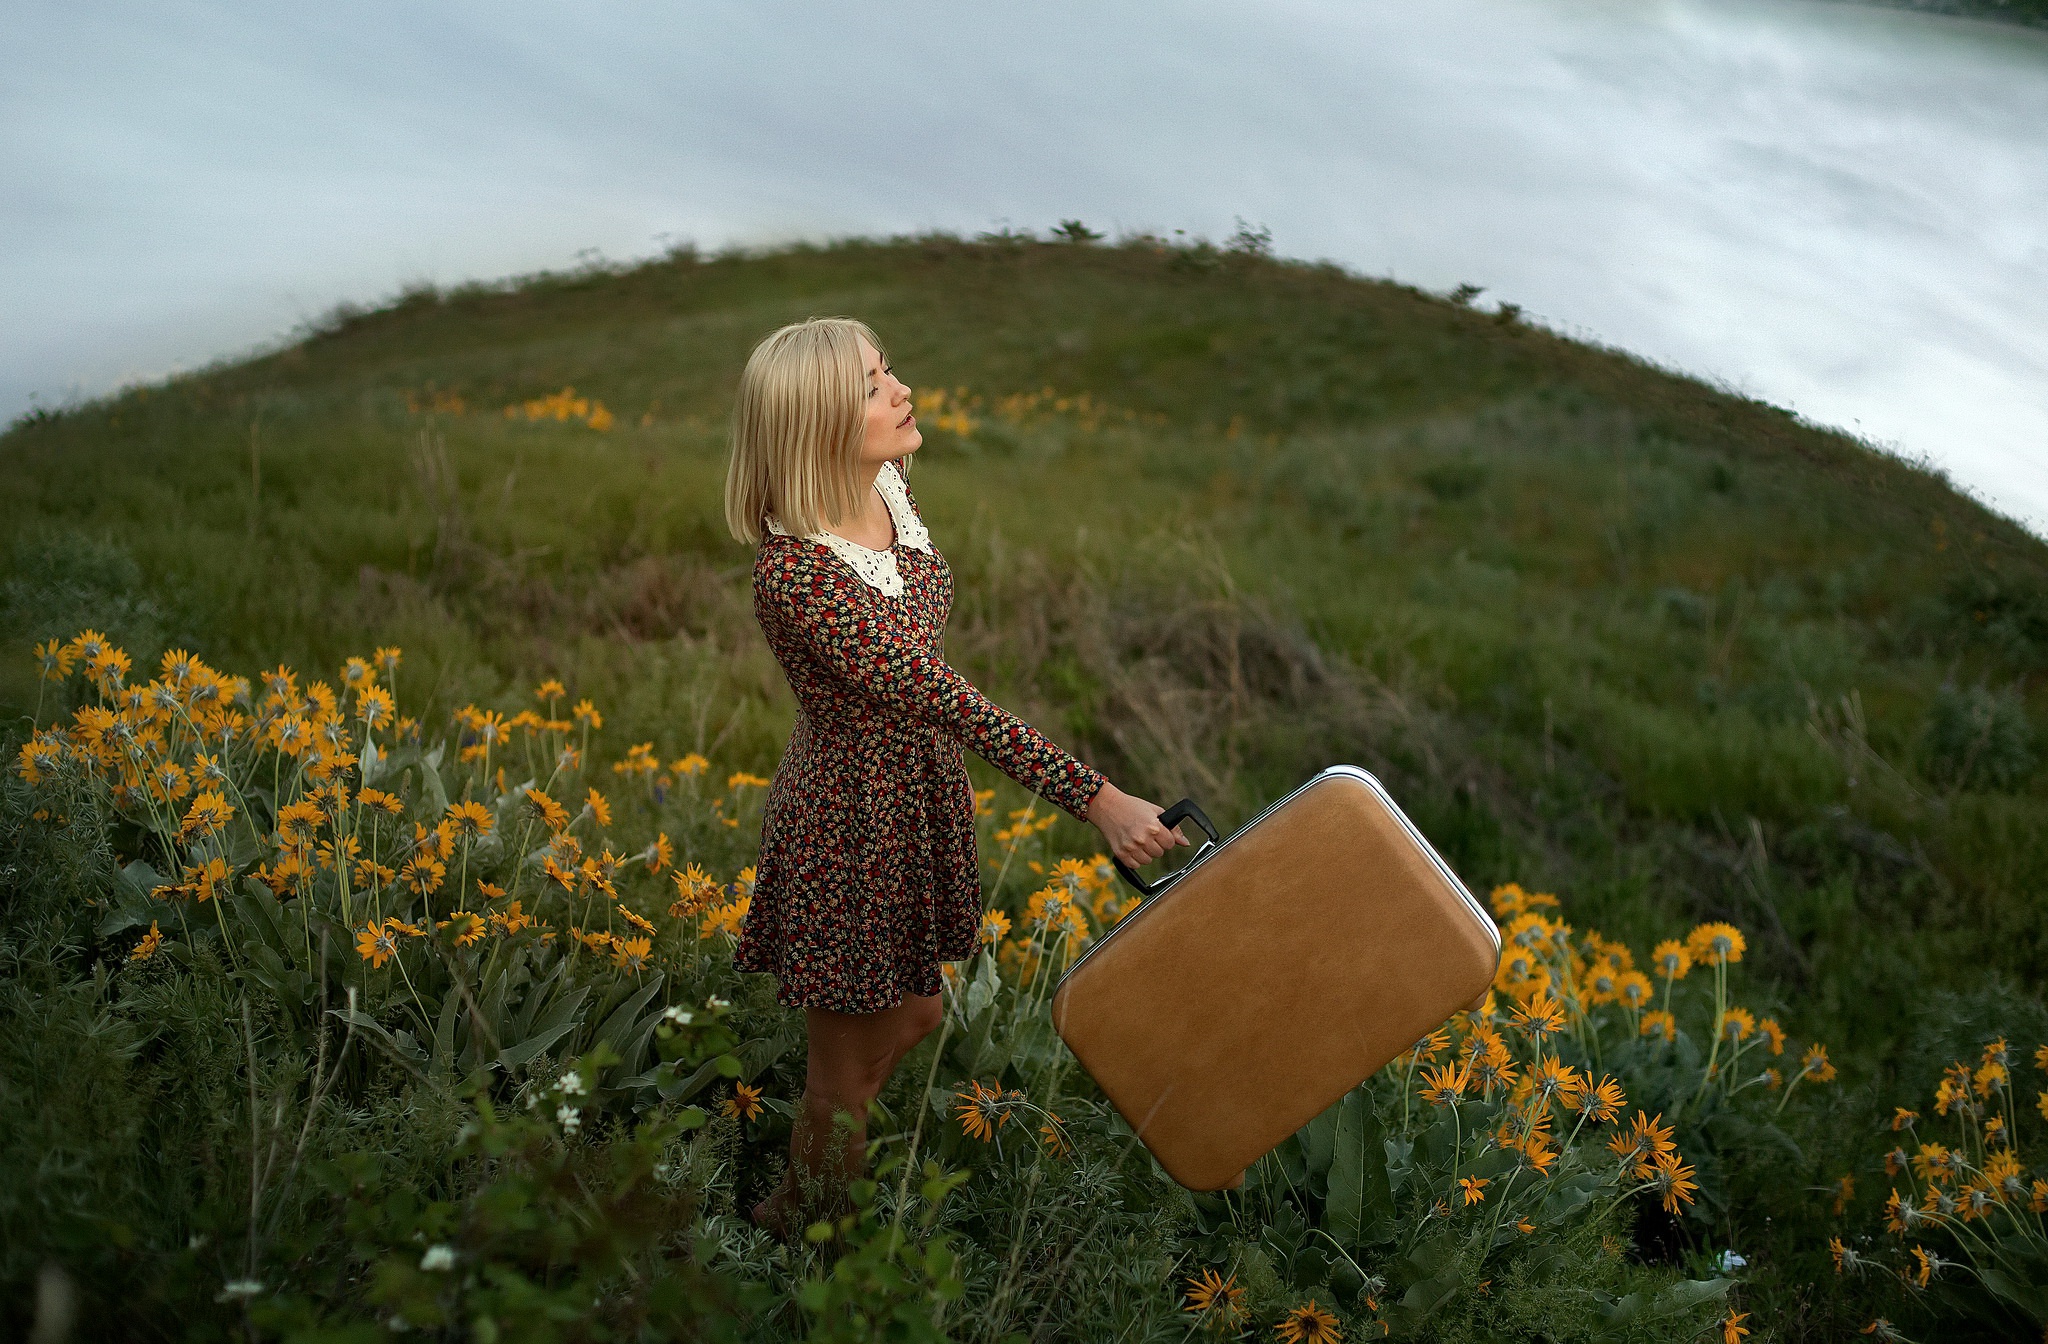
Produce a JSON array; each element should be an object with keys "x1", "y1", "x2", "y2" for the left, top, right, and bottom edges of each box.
[{"x1": 3, "y1": 229, "x2": 2044, "y2": 1340}]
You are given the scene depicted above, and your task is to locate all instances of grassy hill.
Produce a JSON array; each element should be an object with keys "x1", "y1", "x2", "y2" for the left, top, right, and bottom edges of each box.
[
  {"x1": 5, "y1": 232, "x2": 2045, "y2": 1338},
  {"x1": 1849, "y1": 0, "x2": 2048, "y2": 28}
]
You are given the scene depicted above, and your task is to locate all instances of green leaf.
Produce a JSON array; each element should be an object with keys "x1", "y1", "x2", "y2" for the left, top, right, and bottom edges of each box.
[
  {"x1": 496, "y1": 995, "x2": 586, "y2": 1070},
  {"x1": 659, "y1": 1055, "x2": 734, "y2": 1103},
  {"x1": 1982, "y1": 1265, "x2": 2048, "y2": 1318},
  {"x1": 964, "y1": 949, "x2": 999, "y2": 1021},
  {"x1": 330, "y1": 1004, "x2": 427, "y2": 1066},
  {"x1": 736, "y1": 1022, "x2": 799, "y2": 1085},
  {"x1": 97, "y1": 865, "x2": 164, "y2": 938},
  {"x1": 1383, "y1": 1135, "x2": 1415, "y2": 1196},
  {"x1": 1598, "y1": 1278, "x2": 1730, "y2": 1338},
  {"x1": 1406, "y1": 1231, "x2": 1460, "y2": 1280},
  {"x1": 1537, "y1": 1171, "x2": 1602, "y2": 1226},
  {"x1": 417, "y1": 746, "x2": 449, "y2": 819},
  {"x1": 117, "y1": 859, "x2": 164, "y2": 899},
  {"x1": 1300, "y1": 1094, "x2": 1341, "y2": 1179},
  {"x1": 1394, "y1": 1271, "x2": 1460, "y2": 1321},
  {"x1": 431, "y1": 983, "x2": 461, "y2": 1073},
  {"x1": 588, "y1": 972, "x2": 665, "y2": 1075},
  {"x1": 1326, "y1": 1089, "x2": 1386, "y2": 1246}
]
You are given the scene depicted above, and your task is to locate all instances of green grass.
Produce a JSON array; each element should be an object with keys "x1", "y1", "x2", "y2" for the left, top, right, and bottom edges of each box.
[{"x1": 4, "y1": 232, "x2": 2045, "y2": 1338}]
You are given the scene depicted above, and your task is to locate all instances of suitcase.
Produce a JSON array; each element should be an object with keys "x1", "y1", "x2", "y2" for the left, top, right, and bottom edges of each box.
[{"x1": 1049, "y1": 765, "x2": 1501, "y2": 1192}]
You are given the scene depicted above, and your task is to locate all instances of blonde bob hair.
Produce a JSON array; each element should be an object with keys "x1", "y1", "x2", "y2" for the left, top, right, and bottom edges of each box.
[{"x1": 724, "y1": 316, "x2": 893, "y2": 545}]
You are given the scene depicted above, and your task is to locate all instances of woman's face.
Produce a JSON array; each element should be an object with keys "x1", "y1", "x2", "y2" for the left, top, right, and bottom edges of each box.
[{"x1": 857, "y1": 335, "x2": 920, "y2": 465}]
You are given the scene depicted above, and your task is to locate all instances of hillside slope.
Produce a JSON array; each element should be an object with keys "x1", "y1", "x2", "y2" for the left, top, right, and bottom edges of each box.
[{"x1": 5, "y1": 233, "x2": 2044, "y2": 1063}]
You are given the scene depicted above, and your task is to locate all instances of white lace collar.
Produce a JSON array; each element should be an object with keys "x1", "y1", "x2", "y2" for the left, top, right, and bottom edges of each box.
[{"x1": 765, "y1": 461, "x2": 931, "y2": 597}]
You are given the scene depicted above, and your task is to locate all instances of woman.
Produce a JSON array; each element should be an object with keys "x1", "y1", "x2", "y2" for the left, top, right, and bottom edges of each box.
[{"x1": 723, "y1": 316, "x2": 1187, "y2": 1235}]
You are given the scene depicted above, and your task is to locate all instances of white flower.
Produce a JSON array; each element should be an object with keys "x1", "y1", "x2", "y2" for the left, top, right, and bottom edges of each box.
[
  {"x1": 557, "y1": 1103, "x2": 582, "y2": 1133},
  {"x1": 216, "y1": 1279, "x2": 266, "y2": 1301},
  {"x1": 662, "y1": 1006, "x2": 694, "y2": 1025},
  {"x1": 1716, "y1": 1249, "x2": 1748, "y2": 1271},
  {"x1": 706, "y1": 995, "x2": 730, "y2": 1010},
  {"x1": 558, "y1": 1069, "x2": 586, "y2": 1097},
  {"x1": 419, "y1": 1244, "x2": 455, "y2": 1272}
]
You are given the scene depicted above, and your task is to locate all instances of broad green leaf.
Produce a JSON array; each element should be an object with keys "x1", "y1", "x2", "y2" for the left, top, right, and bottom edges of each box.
[
  {"x1": 964, "y1": 949, "x2": 999, "y2": 1021},
  {"x1": 1326, "y1": 1089, "x2": 1385, "y2": 1246}
]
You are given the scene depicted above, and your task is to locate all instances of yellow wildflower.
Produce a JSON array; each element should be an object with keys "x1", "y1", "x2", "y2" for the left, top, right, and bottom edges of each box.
[
  {"x1": 1182, "y1": 1267, "x2": 1245, "y2": 1323},
  {"x1": 129, "y1": 921, "x2": 163, "y2": 963},
  {"x1": 979, "y1": 909, "x2": 1012, "y2": 944},
  {"x1": 955, "y1": 1079, "x2": 1018, "y2": 1142},
  {"x1": 438, "y1": 911, "x2": 486, "y2": 948},
  {"x1": 1800, "y1": 1044, "x2": 1837, "y2": 1083},
  {"x1": 1685, "y1": 922, "x2": 1745, "y2": 966},
  {"x1": 35, "y1": 639, "x2": 76, "y2": 681},
  {"x1": 1651, "y1": 940, "x2": 1692, "y2": 980},
  {"x1": 179, "y1": 789, "x2": 235, "y2": 839},
  {"x1": 721, "y1": 1081, "x2": 763, "y2": 1122},
  {"x1": 523, "y1": 786, "x2": 569, "y2": 831},
  {"x1": 356, "y1": 920, "x2": 400, "y2": 968},
  {"x1": 400, "y1": 852, "x2": 445, "y2": 895},
  {"x1": 1650, "y1": 1150, "x2": 1699, "y2": 1214},
  {"x1": 359, "y1": 787, "x2": 403, "y2": 815},
  {"x1": 446, "y1": 799, "x2": 492, "y2": 839},
  {"x1": 1273, "y1": 1300, "x2": 1342, "y2": 1344},
  {"x1": 1571, "y1": 1074, "x2": 1626, "y2": 1124}
]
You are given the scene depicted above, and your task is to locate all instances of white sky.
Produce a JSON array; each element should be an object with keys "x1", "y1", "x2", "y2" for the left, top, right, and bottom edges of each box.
[{"x1": 4, "y1": 0, "x2": 2045, "y2": 532}]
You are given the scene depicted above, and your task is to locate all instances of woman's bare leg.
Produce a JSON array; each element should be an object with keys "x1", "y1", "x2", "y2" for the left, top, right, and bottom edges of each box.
[{"x1": 753, "y1": 991, "x2": 942, "y2": 1234}]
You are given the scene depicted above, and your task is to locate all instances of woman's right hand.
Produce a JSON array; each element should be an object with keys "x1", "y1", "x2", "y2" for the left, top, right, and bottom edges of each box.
[{"x1": 1085, "y1": 781, "x2": 1190, "y2": 870}]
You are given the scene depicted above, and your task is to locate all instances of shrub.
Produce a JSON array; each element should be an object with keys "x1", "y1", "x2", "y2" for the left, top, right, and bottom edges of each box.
[{"x1": 1923, "y1": 682, "x2": 2036, "y2": 792}]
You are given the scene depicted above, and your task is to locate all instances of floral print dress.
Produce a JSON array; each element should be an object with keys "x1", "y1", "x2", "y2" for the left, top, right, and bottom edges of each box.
[{"x1": 735, "y1": 459, "x2": 1107, "y2": 1013}]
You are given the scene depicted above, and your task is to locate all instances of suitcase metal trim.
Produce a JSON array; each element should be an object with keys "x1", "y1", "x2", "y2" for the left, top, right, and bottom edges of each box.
[{"x1": 1057, "y1": 764, "x2": 1500, "y2": 987}]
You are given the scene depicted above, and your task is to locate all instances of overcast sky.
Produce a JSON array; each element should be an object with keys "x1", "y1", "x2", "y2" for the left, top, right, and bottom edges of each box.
[{"x1": 5, "y1": 0, "x2": 2045, "y2": 531}]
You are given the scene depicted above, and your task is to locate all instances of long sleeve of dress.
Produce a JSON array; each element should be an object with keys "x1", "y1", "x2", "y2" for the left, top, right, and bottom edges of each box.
[{"x1": 757, "y1": 557, "x2": 1107, "y2": 823}]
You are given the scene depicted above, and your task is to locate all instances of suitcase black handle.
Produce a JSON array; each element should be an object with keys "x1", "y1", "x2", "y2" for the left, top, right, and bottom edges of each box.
[{"x1": 1111, "y1": 797, "x2": 1220, "y2": 897}]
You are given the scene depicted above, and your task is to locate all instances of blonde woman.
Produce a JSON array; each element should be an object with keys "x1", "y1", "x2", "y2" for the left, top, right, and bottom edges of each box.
[{"x1": 724, "y1": 317, "x2": 1187, "y2": 1235}]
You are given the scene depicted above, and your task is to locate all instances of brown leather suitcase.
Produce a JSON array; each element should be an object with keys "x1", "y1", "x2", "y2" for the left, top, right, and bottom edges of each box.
[{"x1": 1050, "y1": 766, "x2": 1501, "y2": 1192}]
